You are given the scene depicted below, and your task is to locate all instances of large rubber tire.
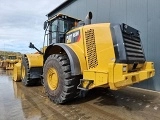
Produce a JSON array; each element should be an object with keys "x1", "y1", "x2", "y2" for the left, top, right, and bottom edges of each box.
[
  {"x1": 21, "y1": 55, "x2": 36, "y2": 86},
  {"x1": 43, "y1": 54, "x2": 81, "y2": 104}
]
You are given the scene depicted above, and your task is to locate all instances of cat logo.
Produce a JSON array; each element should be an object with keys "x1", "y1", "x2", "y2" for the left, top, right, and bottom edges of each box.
[{"x1": 66, "y1": 30, "x2": 80, "y2": 43}]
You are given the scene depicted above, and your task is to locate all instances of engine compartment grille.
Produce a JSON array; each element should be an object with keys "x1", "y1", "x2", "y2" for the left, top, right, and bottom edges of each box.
[
  {"x1": 85, "y1": 29, "x2": 98, "y2": 69},
  {"x1": 121, "y1": 24, "x2": 145, "y2": 63}
]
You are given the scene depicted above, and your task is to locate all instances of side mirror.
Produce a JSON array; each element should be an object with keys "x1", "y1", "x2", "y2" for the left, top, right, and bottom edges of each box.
[
  {"x1": 43, "y1": 21, "x2": 47, "y2": 30},
  {"x1": 29, "y1": 42, "x2": 35, "y2": 49}
]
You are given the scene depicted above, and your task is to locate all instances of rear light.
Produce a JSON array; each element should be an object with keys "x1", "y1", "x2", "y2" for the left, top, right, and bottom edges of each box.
[{"x1": 123, "y1": 65, "x2": 127, "y2": 72}]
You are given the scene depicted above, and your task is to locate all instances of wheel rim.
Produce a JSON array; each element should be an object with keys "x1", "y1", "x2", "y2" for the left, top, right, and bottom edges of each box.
[
  {"x1": 21, "y1": 65, "x2": 25, "y2": 79},
  {"x1": 47, "y1": 68, "x2": 58, "y2": 90}
]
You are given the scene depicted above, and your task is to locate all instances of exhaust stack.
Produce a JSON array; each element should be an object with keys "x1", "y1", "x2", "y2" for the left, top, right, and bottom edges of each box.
[{"x1": 85, "y1": 12, "x2": 93, "y2": 25}]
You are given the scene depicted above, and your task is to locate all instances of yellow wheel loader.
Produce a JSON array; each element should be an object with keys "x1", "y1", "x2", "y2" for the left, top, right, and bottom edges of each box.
[
  {"x1": 5, "y1": 55, "x2": 19, "y2": 70},
  {"x1": 12, "y1": 43, "x2": 45, "y2": 86},
  {"x1": 13, "y1": 52, "x2": 43, "y2": 85},
  {"x1": 42, "y1": 12, "x2": 155, "y2": 104},
  {"x1": 21, "y1": 52, "x2": 43, "y2": 86},
  {"x1": 20, "y1": 43, "x2": 45, "y2": 86},
  {"x1": 0, "y1": 55, "x2": 18, "y2": 70}
]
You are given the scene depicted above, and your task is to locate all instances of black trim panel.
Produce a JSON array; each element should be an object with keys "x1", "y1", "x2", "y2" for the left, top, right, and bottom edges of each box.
[
  {"x1": 55, "y1": 44, "x2": 81, "y2": 76},
  {"x1": 110, "y1": 24, "x2": 127, "y2": 63},
  {"x1": 30, "y1": 67, "x2": 43, "y2": 79}
]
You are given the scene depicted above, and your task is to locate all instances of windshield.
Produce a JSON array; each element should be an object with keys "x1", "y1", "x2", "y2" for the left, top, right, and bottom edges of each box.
[
  {"x1": 59, "y1": 19, "x2": 75, "y2": 33},
  {"x1": 49, "y1": 18, "x2": 76, "y2": 44},
  {"x1": 8, "y1": 56, "x2": 16, "y2": 60}
]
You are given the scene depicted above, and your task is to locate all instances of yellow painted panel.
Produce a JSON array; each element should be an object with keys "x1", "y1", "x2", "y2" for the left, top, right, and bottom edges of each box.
[
  {"x1": 108, "y1": 63, "x2": 155, "y2": 90},
  {"x1": 13, "y1": 63, "x2": 21, "y2": 81},
  {"x1": 82, "y1": 23, "x2": 115, "y2": 71},
  {"x1": 26, "y1": 54, "x2": 43, "y2": 68},
  {"x1": 66, "y1": 27, "x2": 87, "y2": 73},
  {"x1": 83, "y1": 70, "x2": 109, "y2": 88},
  {"x1": 83, "y1": 70, "x2": 96, "y2": 80},
  {"x1": 95, "y1": 72, "x2": 108, "y2": 86}
]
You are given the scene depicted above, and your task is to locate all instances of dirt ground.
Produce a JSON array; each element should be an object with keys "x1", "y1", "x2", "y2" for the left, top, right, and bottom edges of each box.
[{"x1": 0, "y1": 68, "x2": 160, "y2": 120}]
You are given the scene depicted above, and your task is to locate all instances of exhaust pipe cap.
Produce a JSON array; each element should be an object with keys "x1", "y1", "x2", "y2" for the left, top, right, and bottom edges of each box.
[
  {"x1": 88, "y1": 11, "x2": 93, "y2": 19},
  {"x1": 85, "y1": 11, "x2": 93, "y2": 25}
]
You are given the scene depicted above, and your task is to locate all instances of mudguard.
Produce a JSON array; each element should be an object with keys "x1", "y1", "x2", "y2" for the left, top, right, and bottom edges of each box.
[{"x1": 44, "y1": 43, "x2": 81, "y2": 76}]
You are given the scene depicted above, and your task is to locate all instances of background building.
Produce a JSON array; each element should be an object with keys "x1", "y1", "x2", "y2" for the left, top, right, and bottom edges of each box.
[{"x1": 47, "y1": 0, "x2": 160, "y2": 91}]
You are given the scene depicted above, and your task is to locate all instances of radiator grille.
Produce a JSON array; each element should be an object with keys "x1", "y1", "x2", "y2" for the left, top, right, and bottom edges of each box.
[
  {"x1": 122, "y1": 32, "x2": 145, "y2": 62},
  {"x1": 85, "y1": 29, "x2": 98, "y2": 69}
]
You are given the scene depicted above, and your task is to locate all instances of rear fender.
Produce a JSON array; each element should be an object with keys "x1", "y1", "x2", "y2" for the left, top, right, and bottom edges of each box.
[{"x1": 44, "y1": 44, "x2": 81, "y2": 76}]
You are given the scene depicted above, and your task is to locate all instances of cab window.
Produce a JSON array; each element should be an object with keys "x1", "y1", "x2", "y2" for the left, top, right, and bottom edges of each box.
[{"x1": 51, "y1": 20, "x2": 58, "y2": 43}]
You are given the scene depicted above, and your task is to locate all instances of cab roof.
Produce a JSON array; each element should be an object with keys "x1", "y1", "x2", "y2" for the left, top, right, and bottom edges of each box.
[{"x1": 48, "y1": 13, "x2": 81, "y2": 22}]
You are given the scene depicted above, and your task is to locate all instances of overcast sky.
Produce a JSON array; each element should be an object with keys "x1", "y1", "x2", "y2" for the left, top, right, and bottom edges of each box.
[{"x1": 0, "y1": 0, "x2": 65, "y2": 53}]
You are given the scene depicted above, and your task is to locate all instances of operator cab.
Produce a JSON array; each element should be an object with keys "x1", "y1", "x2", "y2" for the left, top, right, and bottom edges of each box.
[
  {"x1": 44, "y1": 13, "x2": 81, "y2": 45},
  {"x1": 8, "y1": 55, "x2": 17, "y2": 60}
]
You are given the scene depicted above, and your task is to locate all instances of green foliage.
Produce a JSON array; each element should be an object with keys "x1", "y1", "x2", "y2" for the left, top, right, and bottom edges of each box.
[{"x1": 0, "y1": 51, "x2": 21, "y2": 60}]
